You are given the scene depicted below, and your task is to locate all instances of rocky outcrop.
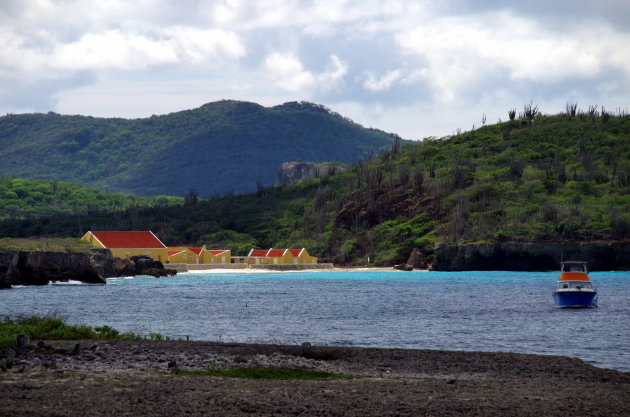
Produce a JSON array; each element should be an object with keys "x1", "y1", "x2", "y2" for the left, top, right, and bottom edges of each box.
[
  {"x1": 0, "y1": 250, "x2": 177, "y2": 288},
  {"x1": 0, "y1": 250, "x2": 107, "y2": 288},
  {"x1": 276, "y1": 161, "x2": 343, "y2": 185},
  {"x1": 406, "y1": 248, "x2": 427, "y2": 269},
  {"x1": 393, "y1": 263, "x2": 413, "y2": 271},
  {"x1": 432, "y1": 241, "x2": 630, "y2": 271},
  {"x1": 111, "y1": 255, "x2": 177, "y2": 278}
]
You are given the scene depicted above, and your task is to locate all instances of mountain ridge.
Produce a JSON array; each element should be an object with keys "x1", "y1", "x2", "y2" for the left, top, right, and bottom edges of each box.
[{"x1": 0, "y1": 100, "x2": 399, "y2": 197}]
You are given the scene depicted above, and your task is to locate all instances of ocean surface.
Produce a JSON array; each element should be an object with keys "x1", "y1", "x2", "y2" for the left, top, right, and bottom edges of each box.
[{"x1": 2, "y1": 270, "x2": 629, "y2": 372}]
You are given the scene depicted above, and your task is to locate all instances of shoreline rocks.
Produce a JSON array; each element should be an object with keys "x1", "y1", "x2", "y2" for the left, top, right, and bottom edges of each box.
[
  {"x1": 111, "y1": 255, "x2": 177, "y2": 278},
  {"x1": 2, "y1": 339, "x2": 629, "y2": 417},
  {"x1": 0, "y1": 250, "x2": 106, "y2": 288},
  {"x1": 0, "y1": 250, "x2": 176, "y2": 289},
  {"x1": 432, "y1": 241, "x2": 630, "y2": 271}
]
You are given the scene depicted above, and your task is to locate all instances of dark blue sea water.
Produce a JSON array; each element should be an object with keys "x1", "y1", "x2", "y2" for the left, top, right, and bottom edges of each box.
[{"x1": 2, "y1": 270, "x2": 629, "y2": 372}]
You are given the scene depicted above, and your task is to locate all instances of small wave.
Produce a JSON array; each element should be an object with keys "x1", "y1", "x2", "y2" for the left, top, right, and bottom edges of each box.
[{"x1": 49, "y1": 280, "x2": 86, "y2": 285}]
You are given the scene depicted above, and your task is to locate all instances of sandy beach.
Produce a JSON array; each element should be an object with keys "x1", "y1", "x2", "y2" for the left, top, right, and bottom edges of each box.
[
  {"x1": 1, "y1": 339, "x2": 629, "y2": 416},
  {"x1": 173, "y1": 266, "x2": 405, "y2": 274}
]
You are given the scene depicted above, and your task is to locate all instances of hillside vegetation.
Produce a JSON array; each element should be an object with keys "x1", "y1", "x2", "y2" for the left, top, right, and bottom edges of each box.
[
  {"x1": 0, "y1": 101, "x2": 397, "y2": 197},
  {"x1": 1, "y1": 107, "x2": 628, "y2": 266},
  {"x1": 0, "y1": 176, "x2": 182, "y2": 220}
]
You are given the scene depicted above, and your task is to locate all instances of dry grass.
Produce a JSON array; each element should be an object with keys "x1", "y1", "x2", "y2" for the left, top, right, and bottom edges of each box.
[{"x1": 0, "y1": 237, "x2": 94, "y2": 252}]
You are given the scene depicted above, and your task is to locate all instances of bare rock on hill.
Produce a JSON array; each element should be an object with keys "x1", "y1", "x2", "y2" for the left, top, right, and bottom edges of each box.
[{"x1": 276, "y1": 161, "x2": 343, "y2": 185}]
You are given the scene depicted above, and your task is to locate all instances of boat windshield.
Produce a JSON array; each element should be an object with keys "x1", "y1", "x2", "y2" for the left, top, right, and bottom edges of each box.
[
  {"x1": 559, "y1": 281, "x2": 593, "y2": 289},
  {"x1": 561, "y1": 262, "x2": 588, "y2": 273}
]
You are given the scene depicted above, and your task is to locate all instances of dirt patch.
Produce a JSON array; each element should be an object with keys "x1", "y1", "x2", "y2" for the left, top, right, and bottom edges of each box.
[{"x1": 1, "y1": 340, "x2": 629, "y2": 416}]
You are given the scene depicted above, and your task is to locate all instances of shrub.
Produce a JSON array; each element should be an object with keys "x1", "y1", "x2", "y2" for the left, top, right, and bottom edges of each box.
[{"x1": 0, "y1": 315, "x2": 144, "y2": 345}]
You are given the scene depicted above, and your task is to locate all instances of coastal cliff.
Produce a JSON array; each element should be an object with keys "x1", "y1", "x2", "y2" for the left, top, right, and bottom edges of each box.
[
  {"x1": 432, "y1": 241, "x2": 630, "y2": 271},
  {"x1": 0, "y1": 250, "x2": 176, "y2": 288},
  {"x1": 0, "y1": 250, "x2": 108, "y2": 287}
]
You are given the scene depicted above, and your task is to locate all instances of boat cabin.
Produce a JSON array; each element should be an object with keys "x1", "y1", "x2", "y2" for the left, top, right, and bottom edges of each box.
[
  {"x1": 559, "y1": 261, "x2": 590, "y2": 281},
  {"x1": 559, "y1": 281, "x2": 593, "y2": 290}
]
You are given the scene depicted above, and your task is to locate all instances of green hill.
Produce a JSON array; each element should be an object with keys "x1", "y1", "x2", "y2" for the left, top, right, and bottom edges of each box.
[
  {"x1": 0, "y1": 176, "x2": 182, "y2": 221},
  {"x1": 1, "y1": 107, "x2": 628, "y2": 266},
  {"x1": 0, "y1": 101, "x2": 398, "y2": 197}
]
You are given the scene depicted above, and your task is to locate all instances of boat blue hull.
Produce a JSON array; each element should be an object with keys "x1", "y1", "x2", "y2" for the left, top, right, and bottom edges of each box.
[{"x1": 553, "y1": 291, "x2": 597, "y2": 308}]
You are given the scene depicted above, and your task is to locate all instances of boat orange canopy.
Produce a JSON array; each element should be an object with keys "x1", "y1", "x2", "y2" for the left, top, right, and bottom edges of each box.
[
  {"x1": 559, "y1": 272, "x2": 590, "y2": 281},
  {"x1": 559, "y1": 261, "x2": 590, "y2": 281}
]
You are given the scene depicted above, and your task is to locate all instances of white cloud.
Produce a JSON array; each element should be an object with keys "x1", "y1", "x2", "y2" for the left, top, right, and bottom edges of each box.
[
  {"x1": 264, "y1": 53, "x2": 347, "y2": 93},
  {"x1": 264, "y1": 53, "x2": 315, "y2": 92},
  {"x1": 53, "y1": 30, "x2": 177, "y2": 70},
  {"x1": 363, "y1": 70, "x2": 402, "y2": 92},
  {"x1": 395, "y1": 11, "x2": 630, "y2": 103},
  {"x1": 1, "y1": 1, "x2": 629, "y2": 140},
  {"x1": 318, "y1": 55, "x2": 349, "y2": 90},
  {"x1": 50, "y1": 28, "x2": 245, "y2": 71}
]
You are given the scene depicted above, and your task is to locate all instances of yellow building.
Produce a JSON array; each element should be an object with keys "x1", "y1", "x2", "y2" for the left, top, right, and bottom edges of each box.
[
  {"x1": 167, "y1": 247, "x2": 202, "y2": 264},
  {"x1": 82, "y1": 231, "x2": 232, "y2": 265},
  {"x1": 167, "y1": 247, "x2": 231, "y2": 265},
  {"x1": 81, "y1": 231, "x2": 169, "y2": 262},
  {"x1": 247, "y1": 248, "x2": 317, "y2": 265},
  {"x1": 201, "y1": 249, "x2": 231, "y2": 264}
]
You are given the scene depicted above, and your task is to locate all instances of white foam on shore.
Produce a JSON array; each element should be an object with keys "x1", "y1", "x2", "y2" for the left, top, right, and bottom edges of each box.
[
  {"x1": 106, "y1": 276, "x2": 136, "y2": 281},
  {"x1": 49, "y1": 280, "x2": 86, "y2": 285}
]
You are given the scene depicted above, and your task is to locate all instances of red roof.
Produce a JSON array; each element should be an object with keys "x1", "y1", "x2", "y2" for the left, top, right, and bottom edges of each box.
[
  {"x1": 249, "y1": 248, "x2": 307, "y2": 258},
  {"x1": 168, "y1": 250, "x2": 184, "y2": 256},
  {"x1": 89, "y1": 231, "x2": 166, "y2": 249},
  {"x1": 250, "y1": 249, "x2": 269, "y2": 257},
  {"x1": 267, "y1": 248, "x2": 286, "y2": 257},
  {"x1": 207, "y1": 250, "x2": 228, "y2": 255},
  {"x1": 188, "y1": 247, "x2": 203, "y2": 256}
]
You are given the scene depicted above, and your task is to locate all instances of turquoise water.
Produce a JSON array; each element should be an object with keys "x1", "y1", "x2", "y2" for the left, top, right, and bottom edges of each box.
[{"x1": 2, "y1": 270, "x2": 629, "y2": 371}]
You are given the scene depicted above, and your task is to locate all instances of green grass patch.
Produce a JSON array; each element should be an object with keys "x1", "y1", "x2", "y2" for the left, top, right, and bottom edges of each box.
[
  {"x1": 171, "y1": 367, "x2": 348, "y2": 380},
  {"x1": 0, "y1": 315, "x2": 144, "y2": 345},
  {"x1": 0, "y1": 237, "x2": 95, "y2": 252}
]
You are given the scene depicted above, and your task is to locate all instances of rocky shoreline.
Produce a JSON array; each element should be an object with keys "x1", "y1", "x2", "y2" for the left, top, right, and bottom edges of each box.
[
  {"x1": 0, "y1": 250, "x2": 176, "y2": 288},
  {"x1": 2, "y1": 239, "x2": 630, "y2": 289},
  {"x1": 430, "y1": 241, "x2": 630, "y2": 271},
  {"x1": 1, "y1": 338, "x2": 629, "y2": 416}
]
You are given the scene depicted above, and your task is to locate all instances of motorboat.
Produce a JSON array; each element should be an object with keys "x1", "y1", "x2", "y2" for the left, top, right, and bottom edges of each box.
[{"x1": 553, "y1": 261, "x2": 597, "y2": 308}]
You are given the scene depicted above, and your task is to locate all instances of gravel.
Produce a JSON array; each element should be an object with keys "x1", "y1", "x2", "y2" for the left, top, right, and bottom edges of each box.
[{"x1": 1, "y1": 339, "x2": 629, "y2": 416}]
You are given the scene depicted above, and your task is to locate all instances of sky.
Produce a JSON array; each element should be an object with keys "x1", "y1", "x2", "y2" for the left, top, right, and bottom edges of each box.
[{"x1": 1, "y1": 0, "x2": 629, "y2": 140}]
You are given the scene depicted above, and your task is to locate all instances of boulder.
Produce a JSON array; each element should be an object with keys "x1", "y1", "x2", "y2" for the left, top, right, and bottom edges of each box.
[
  {"x1": 112, "y1": 257, "x2": 136, "y2": 277},
  {"x1": 394, "y1": 263, "x2": 414, "y2": 271},
  {"x1": 16, "y1": 334, "x2": 31, "y2": 348},
  {"x1": 406, "y1": 248, "x2": 426, "y2": 269},
  {"x1": 112, "y1": 255, "x2": 176, "y2": 278},
  {"x1": 87, "y1": 249, "x2": 116, "y2": 277}
]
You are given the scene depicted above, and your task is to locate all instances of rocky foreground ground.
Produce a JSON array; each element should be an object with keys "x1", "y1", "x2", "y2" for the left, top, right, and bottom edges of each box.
[{"x1": 1, "y1": 339, "x2": 629, "y2": 416}]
